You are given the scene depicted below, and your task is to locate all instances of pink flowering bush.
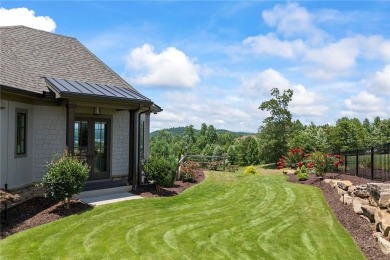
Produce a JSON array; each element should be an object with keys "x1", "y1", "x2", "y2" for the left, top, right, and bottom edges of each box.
[{"x1": 277, "y1": 148, "x2": 308, "y2": 169}]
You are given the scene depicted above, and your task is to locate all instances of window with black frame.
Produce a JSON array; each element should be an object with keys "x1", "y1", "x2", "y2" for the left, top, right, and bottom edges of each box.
[{"x1": 16, "y1": 110, "x2": 27, "y2": 156}]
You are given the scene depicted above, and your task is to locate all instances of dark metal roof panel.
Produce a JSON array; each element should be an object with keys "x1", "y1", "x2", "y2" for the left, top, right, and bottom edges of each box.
[{"x1": 45, "y1": 77, "x2": 151, "y2": 102}]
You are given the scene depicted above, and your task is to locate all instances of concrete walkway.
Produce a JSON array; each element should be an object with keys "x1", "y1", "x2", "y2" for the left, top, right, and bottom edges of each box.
[
  {"x1": 81, "y1": 192, "x2": 143, "y2": 206},
  {"x1": 73, "y1": 186, "x2": 143, "y2": 206}
]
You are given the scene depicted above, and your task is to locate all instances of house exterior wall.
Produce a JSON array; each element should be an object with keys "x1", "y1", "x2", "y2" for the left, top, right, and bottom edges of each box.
[
  {"x1": 112, "y1": 110, "x2": 129, "y2": 177},
  {"x1": 31, "y1": 105, "x2": 66, "y2": 181},
  {"x1": 1, "y1": 100, "x2": 34, "y2": 188},
  {"x1": 1, "y1": 98, "x2": 152, "y2": 189}
]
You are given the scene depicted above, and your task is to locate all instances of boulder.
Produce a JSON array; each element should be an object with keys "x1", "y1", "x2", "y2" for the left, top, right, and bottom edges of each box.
[
  {"x1": 323, "y1": 179, "x2": 332, "y2": 184},
  {"x1": 337, "y1": 181, "x2": 353, "y2": 191},
  {"x1": 361, "y1": 205, "x2": 377, "y2": 223},
  {"x1": 369, "y1": 197, "x2": 378, "y2": 207},
  {"x1": 373, "y1": 232, "x2": 390, "y2": 255},
  {"x1": 367, "y1": 183, "x2": 390, "y2": 208},
  {"x1": 352, "y1": 185, "x2": 369, "y2": 198},
  {"x1": 348, "y1": 186, "x2": 356, "y2": 194},
  {"x1": 375, "y1": 209, "x2": 390, "y2": 237},
  {"x1": 353, "y1": 197, "x2": 369, "y2": 215},
  {"x1": 329, "y1": 179, "x2": 342, "y2": 189},
  {"x1": 283, "y1": 170, "x2": 295, "y2": 175},
  {"x1": 343, "y1": 194, "x2": 353, "y2": 206},
  {"x1": 337, "y1": 187, "x2": 348, "y2": 196}
]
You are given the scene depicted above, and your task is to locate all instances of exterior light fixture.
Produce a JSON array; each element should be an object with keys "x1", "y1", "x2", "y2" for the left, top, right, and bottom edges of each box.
[{"x1": 93, "y1": 107, "x2": 101, "y2": 115}]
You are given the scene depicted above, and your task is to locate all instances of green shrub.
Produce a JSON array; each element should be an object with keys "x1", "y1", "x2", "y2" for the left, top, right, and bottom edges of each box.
[
  {"x1": 300, "y1": 165, "x2": 307, "y2": 174},
  {"x1": 41, "y1": 152, "x2": 89, "y2": 209},
  {"x1": 144, "y1": 157, "x2": 176, "y2": 188},
  {"x1": 244, "y1": 165, "x2": 258, "y2": 175},
  {"x1": 297, "y1": 172, "x2": 308, "y2": 181}
]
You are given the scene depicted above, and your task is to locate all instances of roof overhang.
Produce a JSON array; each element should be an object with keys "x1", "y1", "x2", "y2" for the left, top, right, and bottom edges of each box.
[{"x1": 44, "y1": 77, "x2": 153, "y2": 105}]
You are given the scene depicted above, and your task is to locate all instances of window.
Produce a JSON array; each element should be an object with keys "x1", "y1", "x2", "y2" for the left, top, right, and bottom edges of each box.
[{"x1": 16, "y1": 110, "x2": 27, "y2": 156}]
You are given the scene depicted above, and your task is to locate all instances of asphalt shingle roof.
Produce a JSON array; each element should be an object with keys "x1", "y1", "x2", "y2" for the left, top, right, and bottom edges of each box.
[{"x1": 0, "y1": 26, "x2": 140, "y2": 96}]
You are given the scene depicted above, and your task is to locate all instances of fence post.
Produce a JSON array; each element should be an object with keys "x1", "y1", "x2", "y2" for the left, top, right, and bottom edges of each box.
[
  {"x1": 356, "y1": 149, "x2": 359, "y2": 176},
  {"x1": 371, "y1": 147, "x2": 374, "y2": 180},
  {"x1": 344, "y1": 152, "x2": 347, "y2": 174}
]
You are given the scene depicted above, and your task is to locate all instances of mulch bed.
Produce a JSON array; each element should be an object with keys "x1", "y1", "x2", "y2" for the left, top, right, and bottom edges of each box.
[
  {"x1": 288, "y1": 172, "x2": 390, "y2": 260},
  {"x1": 0, "y1": 170, "x2": 205, "y2": 240}
]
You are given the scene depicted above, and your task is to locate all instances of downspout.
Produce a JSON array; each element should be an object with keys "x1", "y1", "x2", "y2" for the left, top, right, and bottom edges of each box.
[{"x1": 128, "y1": 105, "x2": 141, "y2": 190}]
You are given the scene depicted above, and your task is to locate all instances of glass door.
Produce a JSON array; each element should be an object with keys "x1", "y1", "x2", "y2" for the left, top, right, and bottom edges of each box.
[{"x1": 74, "y1": 118, "x2": 110, "y2": 180}]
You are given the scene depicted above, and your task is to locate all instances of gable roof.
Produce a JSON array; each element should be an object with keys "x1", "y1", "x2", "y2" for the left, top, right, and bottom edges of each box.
[{"x1": 0, "y1": 26, "x2": 147, "y2": 102}]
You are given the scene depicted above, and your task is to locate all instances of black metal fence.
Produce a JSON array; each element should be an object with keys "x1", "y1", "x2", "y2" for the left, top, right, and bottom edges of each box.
[{"x1": 342, "y1": 143, "x2": 390, "y2": 181}]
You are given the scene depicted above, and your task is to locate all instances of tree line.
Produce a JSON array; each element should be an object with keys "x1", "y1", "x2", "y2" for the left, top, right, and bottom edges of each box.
[{"x1": 150, "y1": 88, "x2": 390, "y2": 166}]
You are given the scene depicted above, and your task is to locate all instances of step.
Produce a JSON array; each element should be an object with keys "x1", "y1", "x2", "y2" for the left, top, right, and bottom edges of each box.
[
  {"x1": 73, "y1": 185, "x2": 131, "y2": 200},
  {"x1": 81, "y1": 192, "x2": 143, "y2": 206}
]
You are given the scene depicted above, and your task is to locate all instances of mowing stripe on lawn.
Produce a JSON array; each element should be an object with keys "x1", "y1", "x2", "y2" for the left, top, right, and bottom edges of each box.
[{"x1": 0, "y1": 171, "x2": 364, "y2": 259}]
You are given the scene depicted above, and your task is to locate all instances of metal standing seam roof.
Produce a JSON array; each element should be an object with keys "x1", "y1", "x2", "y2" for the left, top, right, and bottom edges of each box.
[{"x1": 45, "y1": 77, "x2": 151, "y2": 103}]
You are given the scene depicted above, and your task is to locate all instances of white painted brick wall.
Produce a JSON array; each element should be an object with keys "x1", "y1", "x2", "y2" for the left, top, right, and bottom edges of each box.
[
  {"x1": 32, "y1": 105, "x2": 66, "y2": 181},
  {"x1": 112, "y1": 111, "x2": 129, "y2": 176}
]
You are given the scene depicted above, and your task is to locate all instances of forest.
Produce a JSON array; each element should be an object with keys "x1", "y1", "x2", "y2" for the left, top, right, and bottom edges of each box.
[{"x1": 149, "y1": 88, "x2": 390, "y2": 167}]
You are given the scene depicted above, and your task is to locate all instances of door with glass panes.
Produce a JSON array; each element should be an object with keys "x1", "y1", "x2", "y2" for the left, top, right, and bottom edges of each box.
[{"x1": 74, "y1": 118, "x2": 110, "y2": 180}]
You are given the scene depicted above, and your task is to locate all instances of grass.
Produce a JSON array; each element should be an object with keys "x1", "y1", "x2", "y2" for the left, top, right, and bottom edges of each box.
[{"x1": 0, "y1": 169, "x2": 364, "y2": 259}]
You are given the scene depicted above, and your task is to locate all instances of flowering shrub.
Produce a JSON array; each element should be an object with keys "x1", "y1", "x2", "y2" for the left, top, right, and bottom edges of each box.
[
  {"x1": 309, "y1": 152, "x2": 343, "y2": 177},
  {"x1": 180, "y1": 161, "x2": 200, "y2": 183},
  {"x1": 244, "y1": 165, "x2": 258, "y2": 175},
  {"x1": 277, "y1": 147, "x2": 308, "y2": 169}
]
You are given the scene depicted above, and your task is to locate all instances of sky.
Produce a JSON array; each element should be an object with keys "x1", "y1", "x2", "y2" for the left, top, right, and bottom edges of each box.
[{"x1": 1, "y1": 1, "x2": 389, "y2": 133}]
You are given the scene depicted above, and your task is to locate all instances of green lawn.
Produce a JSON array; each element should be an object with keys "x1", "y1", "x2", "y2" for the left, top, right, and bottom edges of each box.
[{"x1": 0, "y1": 169, "x2": 364, "y2": 259}]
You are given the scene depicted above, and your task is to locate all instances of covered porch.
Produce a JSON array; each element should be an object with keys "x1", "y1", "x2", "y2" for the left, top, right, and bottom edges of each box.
[{"x1": 45, "y1": 77, "x2": 161, "y2": 190}]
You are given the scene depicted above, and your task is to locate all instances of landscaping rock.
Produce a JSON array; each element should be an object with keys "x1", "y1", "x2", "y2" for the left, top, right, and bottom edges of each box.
[
  {"x1": 343, "y1": 194, "x2": 353, "y2": 206},
  {"x1": 337, "y1": 187, "x2": 349, "y2": 196},
  {"x1": 373, "y1": 232, "x2": 390, "y2": 255},
  {"x1": 348, "y1": 185, "x2": 356, "y2": 194},
  {"x1": 353, "y1": 185, "x2": 369, "y2": 198},
  {"x1": 375, "y1": 209, "x2": 390, "y2": 237},
  {"x1": 329, "y1": 179, "x2": 342, "y2": 189},
  {"x1": 362, "y1": 205, "x2": 377, "y2": 223},
  {"x1": 353, "y1": 197, "x2": 369, "y2": 215},
  {"x1": 337, "y1": 181, "x2": 353, "y2": 191},
  {"x1": 323, "y1": 179, "x2": 332, "y2": 184},
  {"x1": 283, "y1": 170, "x2": 295, "y2": 175},
  {"x1": 367, "y1": 183, "x2": 390, "y2": 208}
]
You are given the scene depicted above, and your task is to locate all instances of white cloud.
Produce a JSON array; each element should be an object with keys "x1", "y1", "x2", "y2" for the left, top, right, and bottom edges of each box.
[
  {"x1": 241, "y1": 69, "x2": 328, "y2": 118},
  {"x1": 368, "y1": 65, "x2": 390, "y2": 95},
  {"x1": 304, "y1": 38, "x2": 359, "y2": 80},
  {"x1": 125, "y1": 44, "x2": 200, "y2": 88},
  {"x1": 356, "y1": 35, "x2": 390, "y2": 62},
  {"x1": 290, "y1": 84, "x2": 328, "y2": 116},
  {"x1": 262, "y1": 2, "x2": 326, "y2": 43},
  {"x1": 241, "y1": 68, "x2": 291, "y2": 96},
  {"x1": 0, "y1": 7, "x2": 56, "y2": 32},
  {"x1": 242, "y1": 33, "x2": 305, "y2": 58},
  {"x1": 344, "y1": 91, "x2": 386, "y2": 112}
]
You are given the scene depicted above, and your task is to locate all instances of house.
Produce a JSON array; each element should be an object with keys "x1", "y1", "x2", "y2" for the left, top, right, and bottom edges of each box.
[{"x1": 0, "y1": 26, "x2": 161, "y2": 195}]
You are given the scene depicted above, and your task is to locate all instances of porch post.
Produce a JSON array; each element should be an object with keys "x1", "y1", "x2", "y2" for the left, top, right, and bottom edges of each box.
[
  {"x1": 129, "y1": 109, "x2": 140, "y2": 190},
  {"x1": 144, "y1": 113, "x2": 151, "y2": 159},
  {"x1": 66, "y1": 104, "x2": 76, "y2": 155}
]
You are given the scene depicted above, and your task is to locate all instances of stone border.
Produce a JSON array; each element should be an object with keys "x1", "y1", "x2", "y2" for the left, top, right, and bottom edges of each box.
[{"x1": 325, "y1": 179, "x2": 390, "y2": 255}]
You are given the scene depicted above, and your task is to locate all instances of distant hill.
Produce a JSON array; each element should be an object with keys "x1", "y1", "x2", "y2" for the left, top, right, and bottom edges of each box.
[{"x1": 150, "y1": 127, "x2": 254, "y2": 138}]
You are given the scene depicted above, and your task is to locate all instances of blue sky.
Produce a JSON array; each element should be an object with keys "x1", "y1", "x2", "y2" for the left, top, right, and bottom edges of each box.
[{"x1": 1, "y1": 1, "x2": 389, "y2": 132}]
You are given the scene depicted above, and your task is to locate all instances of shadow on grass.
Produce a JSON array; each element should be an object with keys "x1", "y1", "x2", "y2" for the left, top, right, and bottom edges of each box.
[{"x1": 261, "y1": 163, "x2": 277, "y2": 169}]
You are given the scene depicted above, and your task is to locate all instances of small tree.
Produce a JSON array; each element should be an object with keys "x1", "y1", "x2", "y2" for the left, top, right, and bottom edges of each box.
[{"x1": 41, "y1": 152, "x2": 89, "y2": 209}]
